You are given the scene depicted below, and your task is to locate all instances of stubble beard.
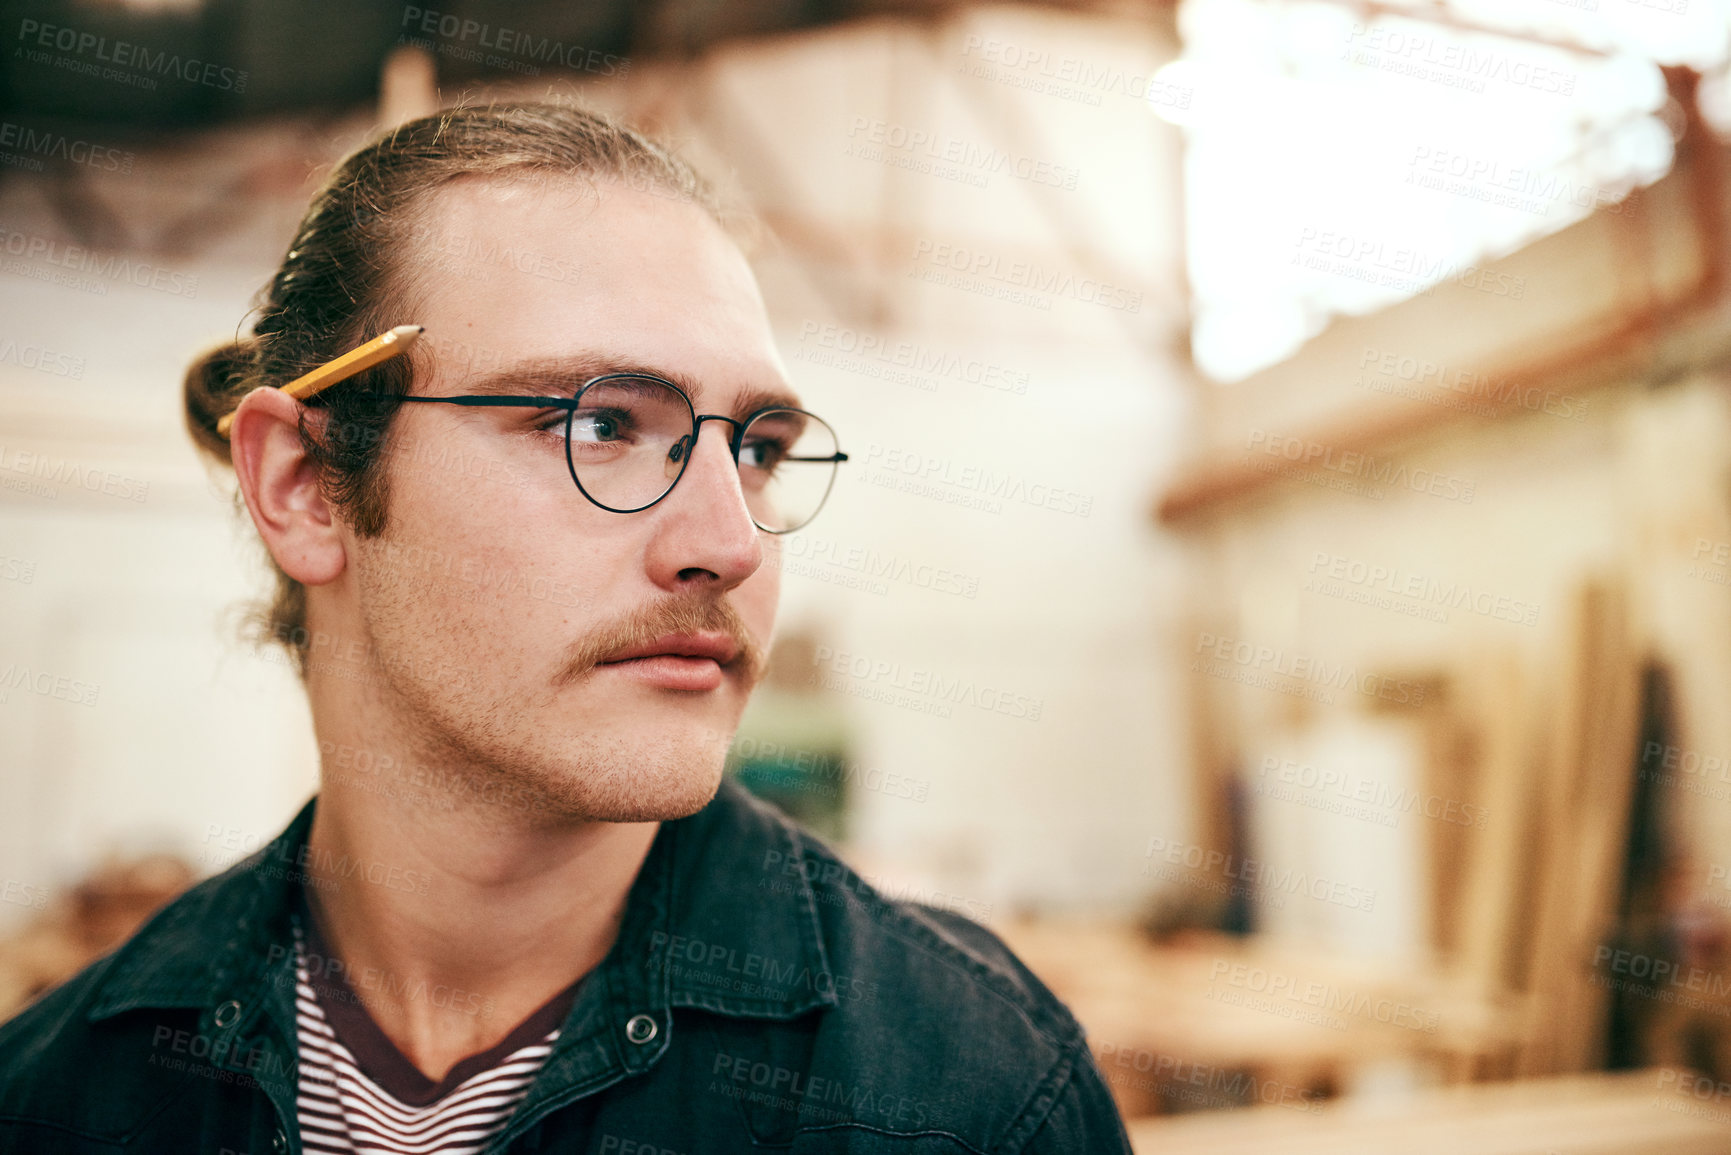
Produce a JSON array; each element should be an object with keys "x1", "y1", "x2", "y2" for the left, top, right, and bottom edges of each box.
[
  {"x1": 341, "y1": 542, "x2": 764, "y2": 827},
  {"x1": 400, "y1": 708, "x2": 736, "y2": 827}
]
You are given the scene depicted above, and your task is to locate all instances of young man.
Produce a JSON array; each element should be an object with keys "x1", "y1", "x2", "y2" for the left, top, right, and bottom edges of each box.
[{"x1": 0, "y1": 103, "x2": 1132, "y2": 1153}]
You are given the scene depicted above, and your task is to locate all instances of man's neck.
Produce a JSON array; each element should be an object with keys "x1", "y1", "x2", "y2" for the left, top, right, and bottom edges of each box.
[{"x1": 303, "y1": 777, "x2": 660, "y2": 1083}]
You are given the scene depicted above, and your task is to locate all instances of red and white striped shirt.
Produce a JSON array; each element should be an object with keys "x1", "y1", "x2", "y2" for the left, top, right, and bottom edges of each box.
[{"x1": 291, "y1": 915, "x2": 581, "y2": 1155}]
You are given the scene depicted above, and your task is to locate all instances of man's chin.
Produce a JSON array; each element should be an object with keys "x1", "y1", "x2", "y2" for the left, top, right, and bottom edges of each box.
[
  {"x1": 509, "y1": 756, "x2": 728, "y2": 825},
  {"x1": 586, "y1": 774, "x2": 725, "y2": 824}
]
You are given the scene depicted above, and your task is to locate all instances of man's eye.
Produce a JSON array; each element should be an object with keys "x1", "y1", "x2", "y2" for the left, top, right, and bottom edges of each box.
[
  {"x1": 571, "y1": 410, "x2": 631, "y2": 442},
  {"x1": 741, "y1": 439, "x2": 787, "y2": 470}
]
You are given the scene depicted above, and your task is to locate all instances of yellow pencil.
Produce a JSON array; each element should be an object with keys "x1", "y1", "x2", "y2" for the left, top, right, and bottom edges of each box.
[{"x1": 217, "y1": 324, "x2": 424, "y2": 439}]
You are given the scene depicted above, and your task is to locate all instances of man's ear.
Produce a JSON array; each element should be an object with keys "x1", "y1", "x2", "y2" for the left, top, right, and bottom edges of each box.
[{"x1": 228, "y1": 387, "x2": 347, "y2": 586}]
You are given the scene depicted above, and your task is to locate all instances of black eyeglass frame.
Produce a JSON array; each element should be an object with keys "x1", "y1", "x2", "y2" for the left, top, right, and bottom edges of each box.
[{"x1": 392, "y1": 371, "x2": 849, "y2": 534}]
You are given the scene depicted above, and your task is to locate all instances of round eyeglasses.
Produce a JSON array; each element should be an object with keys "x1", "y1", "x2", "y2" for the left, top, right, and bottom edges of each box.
[{"x1": 396, "y1": 372, "x2": 848, "y2": 533}]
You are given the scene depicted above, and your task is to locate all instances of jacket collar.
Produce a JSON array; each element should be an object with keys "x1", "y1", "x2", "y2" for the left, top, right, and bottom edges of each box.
[
  {"x1": 654, "y1": 777, "x2": 839, "y2": 1018},
  {"x1": 87, "y1": 797, "x2": 317, "y2": 1023},
  {"x1": 87, "y1": 779, "x2": 837, "y2": 1025}
]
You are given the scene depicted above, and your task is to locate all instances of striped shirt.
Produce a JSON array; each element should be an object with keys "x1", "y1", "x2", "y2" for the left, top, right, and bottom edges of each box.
[{"x1": 291, "y1": 912, "x2": 581, "y2": 1155}]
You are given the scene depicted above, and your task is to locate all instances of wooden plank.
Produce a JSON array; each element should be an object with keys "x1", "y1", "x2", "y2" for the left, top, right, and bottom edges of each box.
[
  {"x1": 1448, "y1": 648, "x2": 1538, "y2": 1080},
  {"x1": 1128, "y1": 1069, "x2": 1731, "y2": 1155},
  {"x1": 995, "y1": 922, "x2": 1516, "y2": 1116},
  {"x1": 1518, "y1": 579, "x2": 1643, "y2": 1074},
  {"x1": 1516, "y1": 583, "x2": 1599, "y2": 1075},
  {"x1": 1557, "y1": 581, "x2": 1643, "y2": 1070},
  {"x1": 1455, "y1": 649, "x2": 1530, "y2": 994}
]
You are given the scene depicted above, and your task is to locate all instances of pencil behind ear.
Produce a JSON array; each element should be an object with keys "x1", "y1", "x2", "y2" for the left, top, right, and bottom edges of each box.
[{"x1": 184, "y1": 338, "x2": 260, "y2": 467}]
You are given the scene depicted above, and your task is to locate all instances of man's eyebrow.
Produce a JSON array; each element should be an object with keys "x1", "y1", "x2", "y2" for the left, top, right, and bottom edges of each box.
[
  {"x1": 449, "y1": 354, "x2": 637, "y2": 397},
  {"x1": 443, "y1": 355, "x2": 804, "y2": 415},
  {"x1": 729, "y1": 385, "x2": 806, "y2": 417}
]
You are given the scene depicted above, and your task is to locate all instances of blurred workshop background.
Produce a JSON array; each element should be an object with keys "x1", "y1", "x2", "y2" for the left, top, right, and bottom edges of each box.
[{"x1": 5, "y1": 0, "x2": 1731, "y2": 1149}]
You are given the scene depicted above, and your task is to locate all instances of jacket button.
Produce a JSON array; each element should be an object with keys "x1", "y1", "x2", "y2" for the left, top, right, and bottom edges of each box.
[
  {"x1": 213, "y1": 1000, "x2": 242, "y2": 1027},
  {"x1": 624, "y1": 1014, "x2": 658, "y2": 1044},
  {"x1": 272, "y1": 1127, "x2": 287, "y2": 1153}
]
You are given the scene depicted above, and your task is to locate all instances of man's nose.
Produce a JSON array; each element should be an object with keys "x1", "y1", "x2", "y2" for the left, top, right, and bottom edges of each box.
[{"x1": 642, "y1": 420, "x2": 763, "y2": 591}]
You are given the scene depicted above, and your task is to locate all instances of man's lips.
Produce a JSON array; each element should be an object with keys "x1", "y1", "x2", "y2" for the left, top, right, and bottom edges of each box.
[
  {"x1": 599, "y1": 632, "x2": 742, "y2": 666},
  {"x1": 595, "y1": 633, "x2": 740, "y2": 692}
]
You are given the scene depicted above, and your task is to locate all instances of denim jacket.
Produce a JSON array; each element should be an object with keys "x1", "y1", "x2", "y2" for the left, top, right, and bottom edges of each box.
[{"x1": 0, "y1": 780, "x2": 1133, "y2": 1153}]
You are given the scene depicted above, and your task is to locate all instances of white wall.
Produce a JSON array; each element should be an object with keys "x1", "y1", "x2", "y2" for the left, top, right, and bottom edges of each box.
[{"x1": 0, "y1": 8, "x2": 1204, "y2": 926}]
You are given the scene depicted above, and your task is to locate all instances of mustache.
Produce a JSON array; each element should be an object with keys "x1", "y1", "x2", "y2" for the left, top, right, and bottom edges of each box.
[{"x1": 554, "y1": 596, "x2": 767, "y2": 688}]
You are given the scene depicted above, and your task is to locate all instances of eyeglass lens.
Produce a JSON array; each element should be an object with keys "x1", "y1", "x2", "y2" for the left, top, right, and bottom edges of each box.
[{"x1": 565, "y1": 376, "x2": 840, "y2": 533}]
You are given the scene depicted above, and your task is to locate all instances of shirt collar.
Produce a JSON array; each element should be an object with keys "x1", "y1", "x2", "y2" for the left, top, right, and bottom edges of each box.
[{"x1": 86, "y1": 779, "x2": 837, "y2": 1025}]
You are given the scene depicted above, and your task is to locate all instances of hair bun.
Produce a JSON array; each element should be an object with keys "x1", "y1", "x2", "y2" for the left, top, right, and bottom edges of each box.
[{"x1": 182, "y1": 338, "x2": 259, "y2": 466}]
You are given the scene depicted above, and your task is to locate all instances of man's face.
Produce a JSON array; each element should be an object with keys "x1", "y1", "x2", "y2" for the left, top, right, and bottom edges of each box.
[{"x1": 330, "y1": 174, "x2": 788, "y2": 823}]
